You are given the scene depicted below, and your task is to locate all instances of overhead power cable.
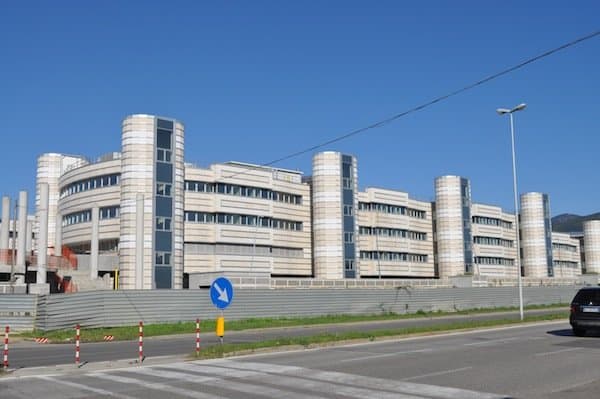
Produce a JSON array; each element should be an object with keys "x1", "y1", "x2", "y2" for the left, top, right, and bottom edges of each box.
[{"x1": 222, "y1": 29, "x2": 599, "y2": 179}]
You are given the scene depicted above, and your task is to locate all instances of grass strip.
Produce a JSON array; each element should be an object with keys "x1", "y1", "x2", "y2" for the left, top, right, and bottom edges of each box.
[
  {"x1": 190, "y1": 312, "x2": 568, "y2": 360},
  {"x1": 17, "y1": 303, "x2": 568, "y2": 343}
]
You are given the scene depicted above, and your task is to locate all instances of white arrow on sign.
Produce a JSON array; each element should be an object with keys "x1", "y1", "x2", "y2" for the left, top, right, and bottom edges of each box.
[{"x1": 214, "y1": 282, "x2": 229, "y2": 303}]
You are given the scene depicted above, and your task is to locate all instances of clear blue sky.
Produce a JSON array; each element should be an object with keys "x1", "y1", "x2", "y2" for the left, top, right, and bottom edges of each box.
[{"x1": 1, "y1": 1, "x2": 598, "y2": 216}]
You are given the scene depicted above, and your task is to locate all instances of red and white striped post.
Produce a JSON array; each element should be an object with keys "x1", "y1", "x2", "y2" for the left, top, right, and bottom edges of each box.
[
  {"x1": 138, "y1": 321, "x2": 144, "y2": 363},
  {"x1": 195, "y1": 318, "x2": 200, "y2": 356},
  {"x1": 75, "y1": 324, "x2": 80, "y2": 366},
  {"x1": 3, "y1": 326, "x2": 8, "y2": 369}
]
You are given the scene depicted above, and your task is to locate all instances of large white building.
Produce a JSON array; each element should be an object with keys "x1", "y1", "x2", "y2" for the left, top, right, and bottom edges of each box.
[{"x1": 1, "y1": 113, "x2": 598, "y2": 290}]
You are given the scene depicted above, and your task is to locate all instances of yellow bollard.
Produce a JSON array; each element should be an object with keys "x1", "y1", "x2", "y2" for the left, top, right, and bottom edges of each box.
[
  {"x1": 114, "y1": 269, "x2": 119, "y2": 290},
  {"x1": 216, "y1": 316, "x2": 225, "y2": 339}
]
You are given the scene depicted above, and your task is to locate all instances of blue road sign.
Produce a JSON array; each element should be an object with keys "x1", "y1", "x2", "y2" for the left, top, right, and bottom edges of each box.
[{"x1": 210, "y1": 277, "x2": 234, "y2": 310}]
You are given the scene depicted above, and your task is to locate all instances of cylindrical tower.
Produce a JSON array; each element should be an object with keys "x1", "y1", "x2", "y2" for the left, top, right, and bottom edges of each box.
[
  {"x1": 16, "y1": 191, "x2": 28, "y2": 282},
  {"x1": 0, "y1": 196, "x2": 9, "y2": 251},
  {"x1": 120, "y1": 115, "x2": 184, "y2": 289},
  {"x1": 584, "y1": 220, "x2": 600, "y2": 274},
  {"x1": 520, "y1": 192, "x2": 553, "y2": 277},
  {"x1": 36, "y1": 153, "x2": 86, "y2": 254},
  {"x1": 37, "y1": 183, "x2": 49, "y2": 283},
  {"x1": 434, "y1": 176, "x2": 473, "y2": 278},
  {"x1": 311, "y1": 152, "x2": 358, "y2": 279}
]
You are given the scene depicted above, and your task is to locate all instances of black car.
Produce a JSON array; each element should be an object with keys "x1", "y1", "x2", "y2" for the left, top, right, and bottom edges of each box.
[{"x1": 570, "y1": 287, "x2": 600, "y2": 336}]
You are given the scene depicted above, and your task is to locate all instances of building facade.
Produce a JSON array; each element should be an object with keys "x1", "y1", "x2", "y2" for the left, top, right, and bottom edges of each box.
[{"x1": 3, "y1": 113, "x2": 594, "y2": 289}]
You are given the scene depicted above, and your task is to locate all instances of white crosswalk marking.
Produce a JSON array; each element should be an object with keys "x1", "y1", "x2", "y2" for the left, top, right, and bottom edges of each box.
[
  {"x1": 204, "y1": 360, "x2": 507, "y2": 399},
  {"x1": 130, "y1": 366, "x2": 333, "y2": 399},
  {"x1": 165, "y1": 363, "x2": 425, "y2": 399},
  {"x1": 37, "y1": 375, "x2": 139, "y2": 399},
  {"x1": 15, "y1": 359, "x2": 507, "y2": 399},
  {"x1": 90, "y1": 372, "x2": 223, "y2": 399}
]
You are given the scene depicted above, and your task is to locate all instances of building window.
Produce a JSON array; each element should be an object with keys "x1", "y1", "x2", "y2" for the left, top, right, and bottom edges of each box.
[
  {"x1": 344, "y1": 260, "x2": 355, "y2": 271},
  {"x1": 155, "y1": 252, "x2": 171, "y2": 265},
  {"x1": 60, "y1": 173, "x2": 121, "y2": 199},
  {"x1": 156, "y1": 217, "x2": 172, "y2": 231},
  {"x1": 157, "y1": 149, "x2": 172, "y2": 163},
  {"x1": 344, "y1": 232, "x2": 354, "y2": 243},
  {"x1": 156, "y1": 183, "x2": 172, "y2": 196}
]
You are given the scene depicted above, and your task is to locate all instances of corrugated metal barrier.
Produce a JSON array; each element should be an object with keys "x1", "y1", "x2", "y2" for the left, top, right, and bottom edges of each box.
[
  {"x1": 0, "y1": 295, "x2": 37, "y2": 331},
  {"x1": 8, "y1": 285, "x2": 578, "y2": 331}
]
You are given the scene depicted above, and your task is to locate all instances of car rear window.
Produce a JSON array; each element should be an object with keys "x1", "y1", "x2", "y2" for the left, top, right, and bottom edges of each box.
[{"x1": 574, "y1": 289, "x2": 600, "y2": 305}]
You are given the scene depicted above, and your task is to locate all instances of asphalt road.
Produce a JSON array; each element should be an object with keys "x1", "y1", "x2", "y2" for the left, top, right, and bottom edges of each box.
[
  {"x1": 7, "y1": 308, "x2": 565, "y2": 368},
  {"x1": 3, "y1": 320, "x2": 600, "y2": 398}
]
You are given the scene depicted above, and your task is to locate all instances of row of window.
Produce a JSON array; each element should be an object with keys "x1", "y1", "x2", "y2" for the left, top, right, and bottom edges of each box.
[
  {"x1": 473, "y1": 236, "x2": 514, "y2": 248},
  {"x1": 184, "y1": 242, "x2": 304, "y2": 258},
  {"x1": 60, "y1": 173, "x2": 120, "y2": 199},
  {"x1": 471, "y1": 216, "x2": 513, "y2": 229},
  {"x1": 62, "y1": 206, "x2": 120, "y2": 227},
  {"x1": 358, "y1": 202, "x2": 427, "y2": 219},
  {"x1": 553, "y1": 260, "x2": 579, "y2": 268},
  {"x1": 359, "y1": 251, "x2": 429, "y2": 263},
  {"x1": 185, "y1": 181, "x2": 303, "y2": 205},
  {"x1": 358, "y1": 226, "x2": 427, "y2": 241},
  {"x1": 552, "y1": 243, "x2": 578, "y2": 252},
  {"x1": 473, "y1": 256, "x2": 515, "y2": 266},
  {"x1": 184, "y1": 211, "x2": 303, "y2": 231}
]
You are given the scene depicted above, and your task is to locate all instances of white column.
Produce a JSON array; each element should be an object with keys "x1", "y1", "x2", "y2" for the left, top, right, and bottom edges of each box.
[
  {"x1": 55, "y1": 212, "x2": 62, "y2": 256},
  {"x1": 90, "y1": 206, "x2": 99, "y2": 280},
  {"x1": 135, "y1": 193, "x2": 144, "y2": 290},
  {"x1": 0, "y1": 196, "x2": 9, "y2": 250},
  {"x1": 37, "y1": 183, "x2": 49, "y2": 283},
  {"x1": 16, "y1": 191, "x2": 28, "y2": 283}
]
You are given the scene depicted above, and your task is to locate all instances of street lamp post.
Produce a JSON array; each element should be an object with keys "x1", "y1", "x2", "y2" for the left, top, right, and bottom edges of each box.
[{"x1": 497, "y1": 103, "x2": 526, "y2": 321}]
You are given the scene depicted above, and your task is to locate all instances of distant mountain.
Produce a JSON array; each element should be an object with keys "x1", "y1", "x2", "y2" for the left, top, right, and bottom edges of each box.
[{"x1": 552, "y1": 213, "x2": 600, "y2": 233}]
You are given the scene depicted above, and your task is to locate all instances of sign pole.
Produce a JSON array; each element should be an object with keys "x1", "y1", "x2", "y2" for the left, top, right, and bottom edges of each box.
[
  {"x1": 195, "y1": 318, "x2": 200, "y2": 357},
  {"x1": 210, "y1": 277, "x2": 233, "y2": 349}
]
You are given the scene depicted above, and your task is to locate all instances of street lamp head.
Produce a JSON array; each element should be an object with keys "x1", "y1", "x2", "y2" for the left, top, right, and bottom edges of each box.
[
  {"x1": 496, "y1": 108, "x2": 511, "y2": 115},
  {"x1": 512, "y1": 103, "x2": 527, "y2": 112}
]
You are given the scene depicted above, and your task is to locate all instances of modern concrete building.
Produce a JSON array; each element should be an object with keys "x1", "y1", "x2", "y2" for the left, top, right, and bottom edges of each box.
[
  {"x1": 551, "y1": 232, "x2": 581, "y2": 278},
  {"x1": 583, "y1": 220, "x2": 600, "y2": 274},
  {"x1": 433, "y1": 176, "x2": 473, "y2": 278},
  {"x1": 183, "y1": 161, "x2": 312, "y2": 278},
  {"x1": 520, "y1": 193, "x2": 554, "y2": 278},
  {"x1": 357, "y1": 187, "x2": 434, "y2": 278},
  {"x1": 2, "y1": 113, "x2": 597, "y2": 291},
  {"x1": 471, "y1": 203, "x2": 518, "y2": 278},
  {"x1": 311, "y1": 152, "x2": 358, "y2": 279}
]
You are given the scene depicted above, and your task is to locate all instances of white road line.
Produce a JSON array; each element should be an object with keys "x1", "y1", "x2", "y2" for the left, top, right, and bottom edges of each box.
[
  {"x1": 533, "y1": 347, "x2": 581, "y2": 357},
  {"x1": 207, "y1": 360, "x2": 507, "y2": 399},
  {"x1": 403, "y1": 366, "x2": 473, "y2": 381},
  {"x1": 36, "y1": 375, "x2": 139, "y2": 399},
  {"x1": 130, "y1": 366, "x2": 332, "y2": 399},
  {"x1": 89, "y1": 372, "x2": 224, "y2": 399},
  {"x1": 463, "y1": 336, "x2": 544, "y2": 347},
  {"x1": 337, "y1": 348, "x2": 433, "y2": 363},
  {"x1": 170, "y1": 362, "x2": 427, "y2": 399}
]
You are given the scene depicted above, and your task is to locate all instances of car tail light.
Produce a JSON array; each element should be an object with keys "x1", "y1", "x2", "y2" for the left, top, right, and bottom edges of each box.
[{"x1": 570, "y1": 305, "x2": 578, "y2": 313}]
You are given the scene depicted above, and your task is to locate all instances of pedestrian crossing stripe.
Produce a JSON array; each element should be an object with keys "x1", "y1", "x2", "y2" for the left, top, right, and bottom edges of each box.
[{"x1": 21, "y1": 359, "x2": 507, "y2": 399}]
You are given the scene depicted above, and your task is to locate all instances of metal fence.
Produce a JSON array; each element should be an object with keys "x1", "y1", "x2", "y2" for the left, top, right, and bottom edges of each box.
[
  {"x1": 13, "y1": 285, "x2": 579, "y2": 331},
  {"x1": 0, "y1": 294, "x2": 37, "y2": 331}
]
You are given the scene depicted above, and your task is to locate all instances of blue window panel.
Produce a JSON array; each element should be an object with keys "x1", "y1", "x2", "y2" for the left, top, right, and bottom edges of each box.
[
  {"x1": 344, "y1": 243, "x2": 355, "y2": 259},
  {"x1": 156, "y1": 162, "x2": 173, "y2": 183},
  {"x1": 343, "y1": 189, "x2": 353, "y2": 204},
  {"x1": 157, "y1": 119, "x2": 174, "y2": 130},
  {"x1": 156, "y1": 196, "x2": 172, "y2": 217},
  {"x1": 156, "y1": 129, "x2": 172, "y2": 149},
  {"x1": 155, "y1": 266, "x2": 172, "y2": 289},
  {"x1": 155, "y1": 231, "x2": 172, "y2": 252}
]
